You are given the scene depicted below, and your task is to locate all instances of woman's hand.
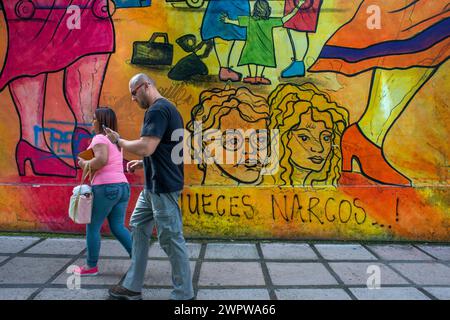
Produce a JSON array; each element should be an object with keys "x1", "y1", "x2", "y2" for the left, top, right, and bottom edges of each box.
[{"x1": 77, "y1": 157, "x2": 87, "y2": 170}]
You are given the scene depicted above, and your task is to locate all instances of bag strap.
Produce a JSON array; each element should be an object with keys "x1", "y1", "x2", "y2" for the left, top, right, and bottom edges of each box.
[
  {"x1": 149, "y1": 33, "x2": 169, "y2": 44},
  {"x1": 75, "y1": 164, "x2": 91, "y2": 197}
]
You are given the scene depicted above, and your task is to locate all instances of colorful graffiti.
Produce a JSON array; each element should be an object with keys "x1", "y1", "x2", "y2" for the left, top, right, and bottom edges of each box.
[{"x1": 0, "y1": 0, "x2": 448, "y2": 241}]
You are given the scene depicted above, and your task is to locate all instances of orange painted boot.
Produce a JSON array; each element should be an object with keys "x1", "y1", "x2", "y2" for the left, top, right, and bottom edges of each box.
[
  {"x1": 219, "y1": 67, "x2": 242, "y2": 82},
  {"x1": 243, "y1": 76, "x2": 258, "y2": 85},
  {"x1": 341, "y1": 124, "x2": 411, "y2": 186},
  {"x1": 256, "y1": 76, "x2": 271, "y2": 85}
]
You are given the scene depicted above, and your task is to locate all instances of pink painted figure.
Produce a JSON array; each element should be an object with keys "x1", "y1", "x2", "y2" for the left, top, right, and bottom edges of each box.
[{"x1": 0, "y1": 0, "x2": 114, "y2": 177}]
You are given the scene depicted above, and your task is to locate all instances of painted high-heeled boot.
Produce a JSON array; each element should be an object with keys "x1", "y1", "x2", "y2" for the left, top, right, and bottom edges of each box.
[
  {"x1": 341, "y1": 124, "x2": 411, "y2": 186},
  {"x1": 72, "y1": 127, "x2": 94, "y2": 159},
  {"x1": 16, "y1": 139, "x2": 77, "y2": 177}
]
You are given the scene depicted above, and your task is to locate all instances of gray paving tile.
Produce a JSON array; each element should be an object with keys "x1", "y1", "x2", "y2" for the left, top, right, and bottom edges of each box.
[
  {"x1": 98, "y1": 240, "x2": 131, "y2": 257},
  {"x1": 423, "y1": 287, "x2": 450, "y2": 300},
  {"x1": 261, "y1": 243, "x2": 318, "y2": 260},
  {"x1": 389, "y1": 263, "x2": 450, "y2": 285},
  {"x1": 350, "y1": 287, "x2": 429, "y2": 300},
  {"x1": 0, "y1": 256, "x2": 8, "y2": 264},
  {"x1": 87, "y1": 240, "x2": 201, "y2": 259},
  {"x1": 143, "y1": 260, "x2": 196, "y2": 286},
  {"x1": 148, "y1": 242, "x2": 201, "y2": 259},
  {"x1": 267, "y1": 263, "x2": 338, "y2": 286},
  {"x1": 275, "y1": 289, "x2": 351, "y2": 300},
  {"x1": 142, "y1": 289, "x2": 173, "y2": 300},
  {"x1": 205, "y1": 243, "x2": 258, "y2": 260},
  {"x1": 329, "y1": 262, "x2": 408, "y2": 285},
  {"x1": 25, "y1": 238, "x2": 85, "y2": 255},
  {"x1": 315, "y1": 244, "x2": 377, "y2": 261},
  {"x1": 367, "y1": 245, "x2": 433, "y2": 261},
  {"x1": 417, "y1": 245, "x2": 450, "y2": 260},
  {"x1": 0, "y1": 236, "x2": 41, "y2": 254},
  {"x1": 0, "y1": 257, "x2": 70, "y2": 284},
  {"x1": 0, "y1": 288, "x2": 36, "y2": 300},
  {"x1": 52, "y1": 259, "x2": 130, "y2": 286},
  {"x1": 196, "y1": 289, "x2": 270, "y2": 300},
  {"x1": 34, "y1": 288, "x2": 109, "y2": 300},
  {"x1": 199, "y1": 262, "x2": 265, "y2": 286}
]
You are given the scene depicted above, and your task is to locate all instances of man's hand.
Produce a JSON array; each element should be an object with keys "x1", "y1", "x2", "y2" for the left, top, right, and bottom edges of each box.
[
  {"x1": 127, "y1": 160, "x2": 144, "y2": 173},
  {"x1": 104, "y1": 127, "x2": 120, "y2": 144}
]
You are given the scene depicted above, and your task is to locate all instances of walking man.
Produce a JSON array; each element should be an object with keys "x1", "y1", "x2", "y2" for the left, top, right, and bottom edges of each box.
[{"x1": 105, "y1": 73, "x2": 194, "y2": 300}]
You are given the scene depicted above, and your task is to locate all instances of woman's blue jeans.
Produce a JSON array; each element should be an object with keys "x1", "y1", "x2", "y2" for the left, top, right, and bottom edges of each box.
[{"x1": 86, "y1": 182, "x2": 132, "y2": 268}]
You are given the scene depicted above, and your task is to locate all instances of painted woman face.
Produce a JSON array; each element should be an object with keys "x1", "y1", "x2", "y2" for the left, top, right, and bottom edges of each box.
[
  {"x1": 208, "y1": 110, "x2": 269, "y2": 184},
  {"x1": 287, "y1": 111, "x2": 333, "y2": 172}
]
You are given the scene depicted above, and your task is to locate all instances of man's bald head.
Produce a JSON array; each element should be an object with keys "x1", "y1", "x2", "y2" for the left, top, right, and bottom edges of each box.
[
  {"x1": 129, "y1": 73, "x2": 162, "y2": 109},
  {"x1": 129, "y1": 73, "x2": 155, "y2": 89}
]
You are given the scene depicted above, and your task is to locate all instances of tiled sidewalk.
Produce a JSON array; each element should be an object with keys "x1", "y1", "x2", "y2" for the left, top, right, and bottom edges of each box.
[{"x1": 0, "y1": 236, "x2": 449, "y2": 300}]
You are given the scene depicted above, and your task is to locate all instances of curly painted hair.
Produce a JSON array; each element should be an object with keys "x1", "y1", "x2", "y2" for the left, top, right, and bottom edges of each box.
[
  {"x1": 186, "y1": 86, "x2": 270, "y2": 173},
  {"x1": 268, "y1": 83, "x2": 349, "y2": 187}
]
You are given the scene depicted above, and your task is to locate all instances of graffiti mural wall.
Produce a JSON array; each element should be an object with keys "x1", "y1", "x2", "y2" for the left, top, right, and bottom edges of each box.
[{"x1": 0, "y1": 0, "x2": 448, "y2": 241}]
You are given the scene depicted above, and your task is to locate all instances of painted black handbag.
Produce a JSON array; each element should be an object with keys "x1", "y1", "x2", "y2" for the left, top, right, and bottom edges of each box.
[{"x1": 131, "y1": 32, "x2": 173, "y2": 66}]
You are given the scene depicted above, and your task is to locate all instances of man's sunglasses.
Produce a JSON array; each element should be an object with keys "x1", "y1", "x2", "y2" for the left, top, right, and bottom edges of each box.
[{"x1": 131, "y1": 82, "x2": 148, "y2": 96}]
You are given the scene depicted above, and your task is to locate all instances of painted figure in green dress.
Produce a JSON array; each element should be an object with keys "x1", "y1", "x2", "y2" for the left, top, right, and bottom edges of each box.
[{"x1": 221, "y1": 0, "x2": 305, "y2": 85}]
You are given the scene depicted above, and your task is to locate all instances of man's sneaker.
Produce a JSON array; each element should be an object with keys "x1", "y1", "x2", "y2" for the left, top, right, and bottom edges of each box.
[
  {"x1": 108, "y1": 285, "x2": 142, "y2": 300},
  {"x1": 75, "y1": 265, "x2": 98, "y2": 276}
]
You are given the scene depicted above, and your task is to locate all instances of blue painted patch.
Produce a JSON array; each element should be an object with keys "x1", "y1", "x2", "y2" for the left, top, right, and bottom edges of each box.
[{"x1": 114, "y1": 0, "x2": 151, "y2": 8}]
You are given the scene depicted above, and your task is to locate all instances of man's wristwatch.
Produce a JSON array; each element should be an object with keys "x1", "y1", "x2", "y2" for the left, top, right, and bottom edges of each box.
[{"x1": 114, "y1": 136, "x2": 121, "y2": 145}]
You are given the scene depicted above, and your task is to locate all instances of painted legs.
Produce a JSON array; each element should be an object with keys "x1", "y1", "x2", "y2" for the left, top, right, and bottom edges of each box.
[
  {"x1": 214, "y1": 38, "x2": 243, "y2": 82},
  {"x1": 282, "y1": 30, "x2": 309, "y2": 78},
  {"x1": 341, "y1": 67, "x2": 435, "y2": 185},
  {"x1": 9, "y1": 53, "x2": 110, "y2": 176},
  {"x1": 65, "y1": 54, "x2": 110, "y2": 161}
]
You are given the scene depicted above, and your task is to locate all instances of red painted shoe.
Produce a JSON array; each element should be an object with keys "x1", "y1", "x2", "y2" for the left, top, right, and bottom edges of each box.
[
  {"x1": 72, "y1": 127, "x2": 93, "y2": 159},
  {"x1": 243, "y1": 76, "x2": 258, "y2": 85},
  {"x1": 15, "y1": 140, "x2": 77, "y2": 177},
  {"x1": 75, "y1": 265, "x2": 98, "y2": 277},
  {"x1": 256, "y1": 76, "x2": 271, "y2": 85},
  {"x1": 341, "y1": 124, "x2": 411, "y2": 186},
  {"x1": 219, "y1": 67, "x2": 242, "y2": 82}
]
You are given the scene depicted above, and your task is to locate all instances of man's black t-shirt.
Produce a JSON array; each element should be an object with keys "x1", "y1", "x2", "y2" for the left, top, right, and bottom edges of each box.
[{"x1": 140, "y1": 98, "x2": 184, "y2": 193}]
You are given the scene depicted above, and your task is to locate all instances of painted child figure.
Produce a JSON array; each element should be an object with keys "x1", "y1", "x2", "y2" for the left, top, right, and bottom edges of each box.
[{"x1": 221, "y1": 0, "x2": 305, "y2": 85}]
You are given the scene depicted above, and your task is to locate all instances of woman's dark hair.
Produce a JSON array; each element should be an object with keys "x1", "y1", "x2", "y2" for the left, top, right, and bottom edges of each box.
[
  {"x1": 253, "y1": 0, "x2": 271, "y2": 20},
  {"x1": 95, "y1": 106, "x2": 118, "y2": 135}
]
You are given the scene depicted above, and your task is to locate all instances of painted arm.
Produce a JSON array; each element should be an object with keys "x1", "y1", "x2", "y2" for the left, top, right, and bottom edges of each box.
[
  {"x1": 282, "y1": 0, "x2": 306, "y2": 24},
  {"x1": 104, "y1": 127, "x2": 161, "y2": 158},
  {"x1": 219, "y1": 13, "x2": 240, "y2": 26}
]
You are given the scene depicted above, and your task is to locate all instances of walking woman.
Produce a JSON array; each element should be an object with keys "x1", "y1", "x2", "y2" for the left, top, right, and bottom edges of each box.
[{"x1": 77, "y1": 107, "x2": 132, "y2": 275}]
